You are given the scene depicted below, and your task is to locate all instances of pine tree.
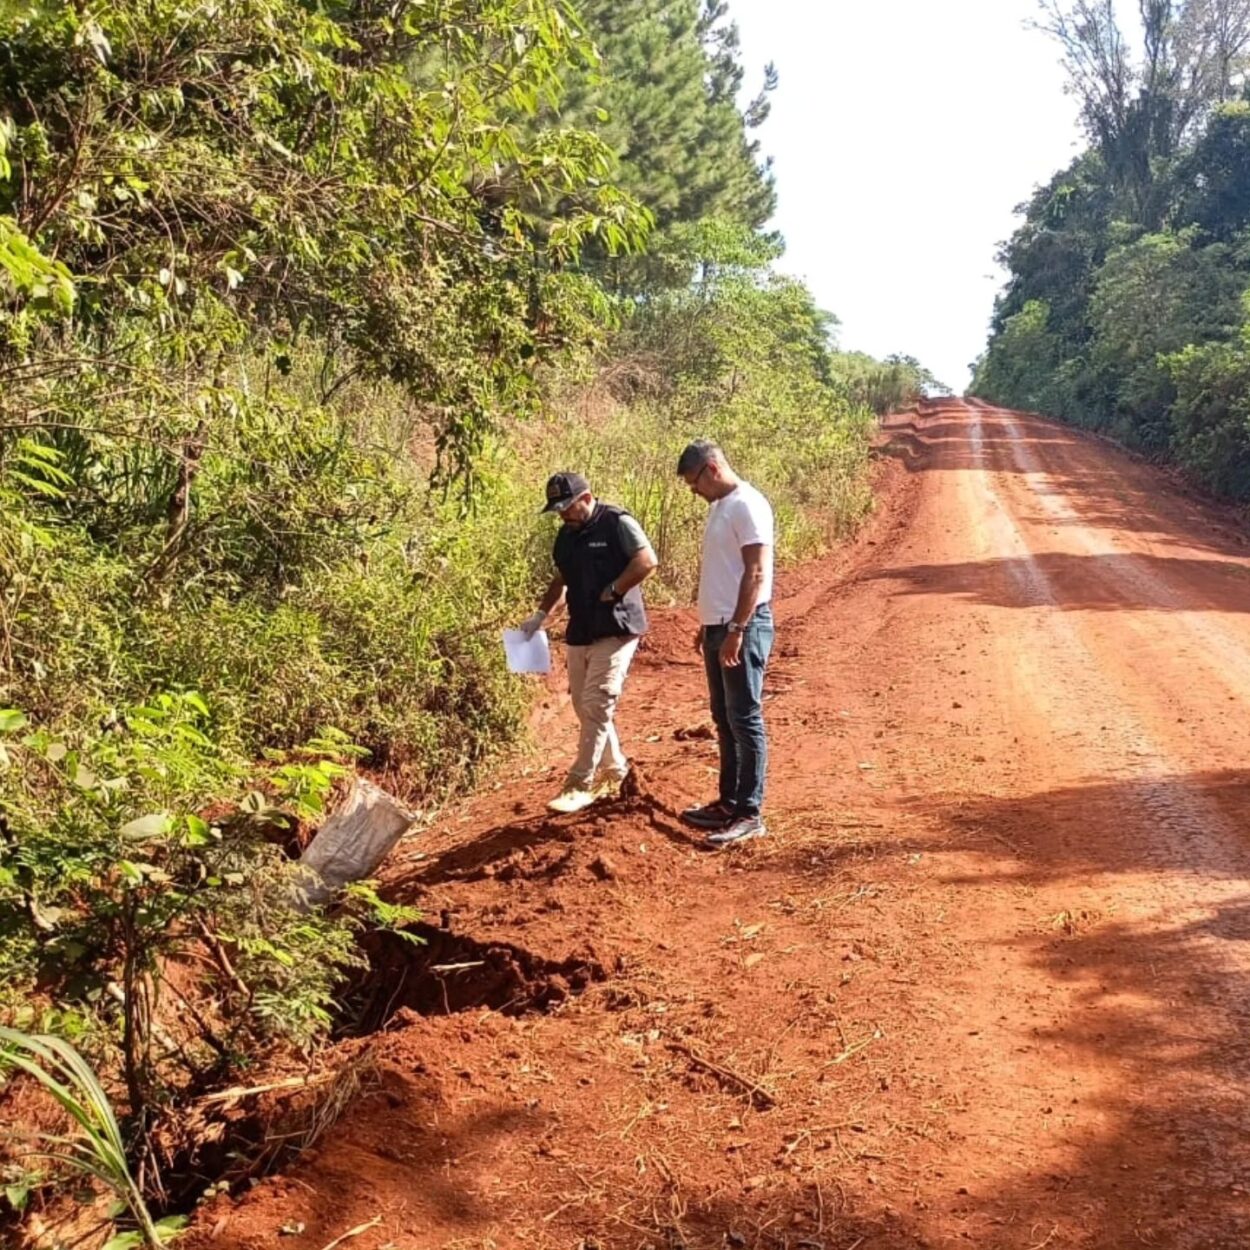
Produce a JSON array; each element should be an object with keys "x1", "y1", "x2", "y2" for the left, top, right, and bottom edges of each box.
[{"x1": 559, "y1": 0, "x2": 776, "y2": 229}]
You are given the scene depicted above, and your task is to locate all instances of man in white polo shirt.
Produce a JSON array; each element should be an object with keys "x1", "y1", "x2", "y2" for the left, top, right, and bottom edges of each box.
[{"x1": 676, "y1": 440, "x2": 775, "y2": 846}]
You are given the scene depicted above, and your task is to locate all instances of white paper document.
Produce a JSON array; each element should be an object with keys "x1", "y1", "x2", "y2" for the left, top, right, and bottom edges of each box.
[{"x1": 502, "y1": 628, "x2": 551, "y2": 675}]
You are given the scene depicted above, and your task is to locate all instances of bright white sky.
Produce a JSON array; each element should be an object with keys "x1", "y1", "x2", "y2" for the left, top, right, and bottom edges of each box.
[{"x1": 731, "y1": 0, "x2": 1086, "y2": 391}]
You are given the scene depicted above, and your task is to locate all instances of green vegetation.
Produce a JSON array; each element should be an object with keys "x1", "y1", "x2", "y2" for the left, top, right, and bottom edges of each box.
[
  {"x1": 974, "y1": 1, "x2": 1250, "y2": 498},
  {"x1": 0, "y1": 0, "x2": 930, "y2": 1233},
  {"x1": 555, "y1": 0, "x2": 778, "y2": 229},
  {"x1": 0, "y1": 1027, "x2": 182, "y2": 1247}
]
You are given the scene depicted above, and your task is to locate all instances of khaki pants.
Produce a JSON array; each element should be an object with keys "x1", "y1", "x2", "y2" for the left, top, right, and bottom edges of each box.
[{"x1": 565, "y1": 636, "x2": 640, "y2": 788}]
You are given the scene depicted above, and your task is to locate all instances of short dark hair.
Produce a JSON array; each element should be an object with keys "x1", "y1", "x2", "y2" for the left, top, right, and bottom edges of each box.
[{"x1": 676, "y1": 440, "x2": 721, "y2": 476}]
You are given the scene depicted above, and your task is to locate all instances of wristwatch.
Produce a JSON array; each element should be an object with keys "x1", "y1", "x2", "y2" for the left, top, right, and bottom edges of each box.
[
  {"x1": 609, "y1": 582, "x2": 623, "y2": 601},
  {"x1": 727, "y1": 621, "x2": 745, "y2": 634}
]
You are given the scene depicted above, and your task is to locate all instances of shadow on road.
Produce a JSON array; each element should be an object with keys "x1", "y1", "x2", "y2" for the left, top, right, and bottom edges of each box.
[{"x1": 868, "y1": 550, "x2": 1250, "y2": 613}]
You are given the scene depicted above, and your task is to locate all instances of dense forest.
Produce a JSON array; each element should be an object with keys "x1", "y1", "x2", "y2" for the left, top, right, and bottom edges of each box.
[
  {"x1": 0, "y1": 0, "x2": 929, "y2": 1239},
  {"x1": 974, "y1": 0, "x2": 1250, "y2": 499}
]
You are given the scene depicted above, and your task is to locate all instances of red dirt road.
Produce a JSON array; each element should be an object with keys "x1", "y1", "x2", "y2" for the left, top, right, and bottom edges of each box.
[{"x1": 195, "y1": 399, "x2": 1250, "y2": 1250}]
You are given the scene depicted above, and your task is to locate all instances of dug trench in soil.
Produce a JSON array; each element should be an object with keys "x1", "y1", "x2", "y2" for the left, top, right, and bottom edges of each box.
[
  {"x1": 344, "y1": 924, "x2": 608, "y2": 1029},
  {"x1": 130, "y1": 927, "x2": 608, "y2": 1219},
  {"x1": 191, "y1": 399, "x2": 1250, "y2": 1250}
]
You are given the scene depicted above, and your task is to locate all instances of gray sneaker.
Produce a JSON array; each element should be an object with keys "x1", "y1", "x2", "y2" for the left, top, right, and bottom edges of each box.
[{"x1": 707, "y1": 814, "x2": 766, "y2": 846}]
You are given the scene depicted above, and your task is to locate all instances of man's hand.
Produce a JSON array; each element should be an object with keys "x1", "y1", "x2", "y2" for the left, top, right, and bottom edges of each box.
[
  {"x1": 693, "y1": 625, "x2": 705, "y2": 653},
  {"x1": 598, "y1": 583, "x2": 619, "y2": 603},
  {"x1": 519, "y1": 610, "x2": 547, "y2": 639},
  {"x1": 719, "y1": 630, "x2": 744, "y2": 668}
]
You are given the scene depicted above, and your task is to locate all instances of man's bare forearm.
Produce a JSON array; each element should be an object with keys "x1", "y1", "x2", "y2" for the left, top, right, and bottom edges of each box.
[
  {"x1": 538, "y1": 575, "x2": 566, "y2": 616},
  {"x1": 731, "y1": 545, "x2": 769, "y2": 625},
  {"x1": 611, "y1": 548, "x2": 658, "y2": 596}
]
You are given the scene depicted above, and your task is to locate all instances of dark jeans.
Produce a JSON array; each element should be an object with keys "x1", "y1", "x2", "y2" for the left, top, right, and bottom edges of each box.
[{"x1": 702, "y1": 603, "x2": 775, "y2": 817}]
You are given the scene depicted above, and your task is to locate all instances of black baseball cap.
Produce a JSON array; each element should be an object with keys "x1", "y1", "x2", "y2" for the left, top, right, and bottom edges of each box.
[{"x1": 541, "y1": 471, "x2": 590, "y2": 513}]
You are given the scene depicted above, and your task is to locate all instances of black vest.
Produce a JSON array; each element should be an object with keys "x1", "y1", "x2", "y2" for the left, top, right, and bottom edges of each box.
[{"x1": 553, "y1": 503, "x2": 649, "y2": 645}]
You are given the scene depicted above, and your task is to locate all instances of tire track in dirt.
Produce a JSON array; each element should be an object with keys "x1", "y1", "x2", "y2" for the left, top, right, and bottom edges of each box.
[
  {"x1": 964, "y1": 403, "x2": 1238, "y2": 874},
  {"x1": 873, "y1": 400, "x2": 1250, "y2": 1248}
]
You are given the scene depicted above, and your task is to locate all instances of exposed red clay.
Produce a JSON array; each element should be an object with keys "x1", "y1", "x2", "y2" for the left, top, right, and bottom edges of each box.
[{"x1": 190, "y1": 399, "x2": 1250, "y2": 1250}]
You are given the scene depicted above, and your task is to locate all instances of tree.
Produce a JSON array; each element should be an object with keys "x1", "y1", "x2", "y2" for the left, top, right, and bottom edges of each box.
[
  {"x1": 0, "y1": 0, "x2": 651, "y2": 494},
  {"x1": 1176, "y1": 0, "x2": 1250, "y2": 102},
  {"x1": 992, "y1": 153, "x2": 1117, "y2": 351},
  {"x1": 1163, "y1": 327, "x2": 1250, "y2": 495},
  {"x1": 1036, "y1": 0, "x2": 1250, "y2": 223},
  {"x1": 556, "y1": 0, "x2": 777, "y2": 229},
  {"x1": 978, "y1": 21, "x2": 1250, "y2": 493},
  {"x1": 1175, "y1": 98, "x2": 1250, "y2": 236},
  {"x1": 974, "y1": 299, "x2": 1069, "y2": 413},
  {"x1": 1086, "y1": 228, "x2": 1245, "y2": 444}
]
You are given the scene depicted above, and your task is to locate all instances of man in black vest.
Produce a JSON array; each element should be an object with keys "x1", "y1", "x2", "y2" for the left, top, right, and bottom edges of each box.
[{"x1": 518, "y1": 472, "x2": 658, "y2": 814}]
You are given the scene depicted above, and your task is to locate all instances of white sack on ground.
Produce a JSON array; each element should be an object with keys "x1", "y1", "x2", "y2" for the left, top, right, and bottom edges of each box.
[{"x1": 293, "y1": 776, "x2": 418, "y2": 908}]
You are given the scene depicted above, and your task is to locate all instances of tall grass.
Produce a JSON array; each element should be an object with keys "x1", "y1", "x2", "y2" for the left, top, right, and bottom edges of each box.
[
  {"x1": 551, "y1": 399, "x2": 874, "y2": 600},
  {"x1": 0, "y1": 1027, "x2": 181, "y2": 1247}
]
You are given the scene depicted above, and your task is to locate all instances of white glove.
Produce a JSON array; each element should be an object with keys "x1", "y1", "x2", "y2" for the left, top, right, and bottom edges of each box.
[{"x1": 519, "y1": 610, "x2": 547, "y2": 639}]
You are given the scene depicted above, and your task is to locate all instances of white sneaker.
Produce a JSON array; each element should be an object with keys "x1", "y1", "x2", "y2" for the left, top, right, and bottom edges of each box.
[{"x1": 547, "y1": 787, "x2": 597, "y2": 814}]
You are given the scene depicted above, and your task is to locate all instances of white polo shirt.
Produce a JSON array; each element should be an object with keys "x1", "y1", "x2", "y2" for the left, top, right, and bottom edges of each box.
[{"x1": 697, "y1": 480, "x2": 775, "y2": 626}]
